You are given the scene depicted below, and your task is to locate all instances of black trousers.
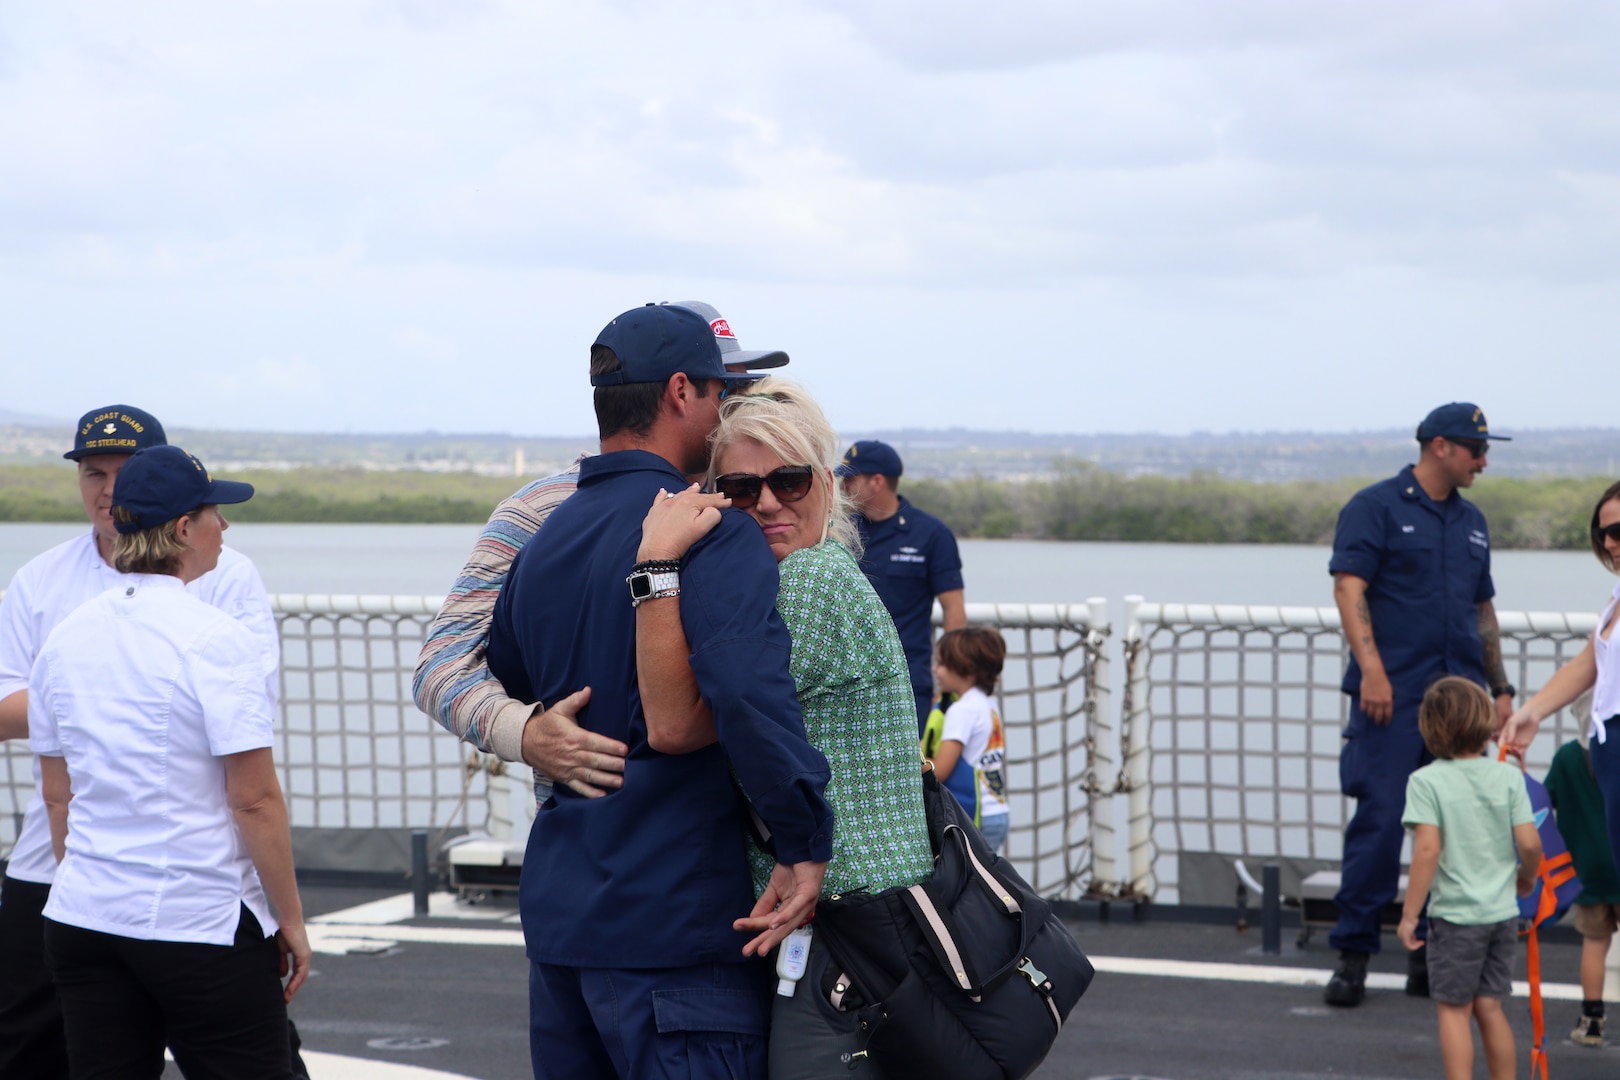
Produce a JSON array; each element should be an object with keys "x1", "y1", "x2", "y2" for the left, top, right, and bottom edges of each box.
[
  {"x1": 45, "y1": 907, "x2": 293, "y2": 1080},
  {"x1": 0, "y1": 874, "x2": 70, "y2": 1080}
]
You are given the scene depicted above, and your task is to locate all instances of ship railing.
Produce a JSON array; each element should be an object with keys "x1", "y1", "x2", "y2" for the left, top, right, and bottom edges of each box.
[
  {"x1": 1119, "y1": 598, "x2": 1596, "y2": 904},
  {"x1": 0, "y1": 593, "x2": 1596, "y2": 903}
]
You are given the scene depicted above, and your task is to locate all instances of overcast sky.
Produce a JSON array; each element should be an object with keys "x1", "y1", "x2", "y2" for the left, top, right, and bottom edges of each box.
[{"x1": 2, "y1": 1, "x2": 1617, "y2": 437}]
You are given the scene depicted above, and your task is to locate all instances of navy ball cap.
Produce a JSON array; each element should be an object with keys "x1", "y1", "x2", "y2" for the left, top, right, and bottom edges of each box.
[
  {"x1": 64, "y1": 404, "x2": 167, "y2": 461},
  {"x1": 590, "y1": 303, "x2": 756, "y2": 388},
  {"x1": 111, "y1": 446, "x2": 255, "y2": 533},
  {"x1": 835, "y1": 440, "x2": 904, "y2": 478},
  {"x1": 1416, "y1": 402, "x2": 1511, "y2": 443}
]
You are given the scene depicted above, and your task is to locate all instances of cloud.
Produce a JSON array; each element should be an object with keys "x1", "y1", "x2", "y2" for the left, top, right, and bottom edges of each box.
[
  {"x1": 6, "y1": 0, "x2": 1617, "y2": 286},
  {"x1": 1, "y1": 0, "x2": 1618, "y2": 434},
  {"x1": 392, "y1": 326, "x2": 458, "y2": 361},
  {"x1": 255, "y1": 356, "x2": 324, "y2": 393}
]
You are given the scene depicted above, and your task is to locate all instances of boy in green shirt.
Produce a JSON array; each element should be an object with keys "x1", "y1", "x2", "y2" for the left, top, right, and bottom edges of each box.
[
  {"x1": 1399, "y1": 677, "x2": 1541, "y2": 1080},
  {"x1": 1544, "y1": 716, "x2": 1620, "y2": 1048}
]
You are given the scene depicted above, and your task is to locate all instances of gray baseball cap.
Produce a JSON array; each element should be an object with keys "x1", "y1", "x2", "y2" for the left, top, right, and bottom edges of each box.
[{"x1": 663, "y1": 301, "x2": 789, "y2": 370}]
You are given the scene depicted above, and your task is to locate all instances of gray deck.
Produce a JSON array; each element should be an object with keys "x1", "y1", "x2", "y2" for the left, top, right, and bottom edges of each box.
[{"x1": 152, "y1": 886, "x2": 1620, "y2": 1080}]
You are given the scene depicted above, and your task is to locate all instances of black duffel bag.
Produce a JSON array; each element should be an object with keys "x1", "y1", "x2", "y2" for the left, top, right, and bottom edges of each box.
[{"x1": 813, "y1": 767, "x2": 1095, "y2": 1079}]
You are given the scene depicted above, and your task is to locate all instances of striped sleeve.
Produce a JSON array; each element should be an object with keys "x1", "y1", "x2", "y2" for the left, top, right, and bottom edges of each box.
[{"x1": 412, "y1": 468, "x2": 579, "y2": 763}]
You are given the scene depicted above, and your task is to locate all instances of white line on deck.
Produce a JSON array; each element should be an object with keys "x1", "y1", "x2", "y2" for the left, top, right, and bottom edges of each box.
[
  {"x1": 311, "y1": 892, "x2": 520, "y2": 925},
  {"x1": 309, "y1": 923, "x2": 524, "y2": 952},
  {"x1": 305, "y1": 1050, "x2": 482, "y2": 1079},
  {"x1": 1087, "y1": 955, "x2": 1580, "y2": 1001},
  {"x1": 309, "y1": 897, "x2": 1583, "y2": 1001},
  {"x1": 167, "y1": 1047, "x2": 477, "y2": 1079}
]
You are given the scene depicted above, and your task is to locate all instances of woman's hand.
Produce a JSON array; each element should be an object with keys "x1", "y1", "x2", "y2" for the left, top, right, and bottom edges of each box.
[
  {"x1": 1500, "y1": 704, "x2": 1541, "y2": 754},
  {"x1": 276, "y1": 922, "x2": 313, "y2": 1003},
  {"x1": 734, "y1": 860, "x2": 827, "y2": 957},
  {"x1": 638, "y1": 484, "x2": 729, "y2": 562}
]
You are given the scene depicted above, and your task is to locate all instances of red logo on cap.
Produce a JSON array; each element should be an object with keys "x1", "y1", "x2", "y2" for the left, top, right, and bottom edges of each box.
[{"x1": 710, "y1": 318, "x2": 736, "y2": 340}]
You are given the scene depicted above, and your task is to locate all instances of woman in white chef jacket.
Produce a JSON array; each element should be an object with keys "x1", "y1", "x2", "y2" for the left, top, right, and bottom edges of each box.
[{"x1": 28, "y1": 445, "x2": 310, "y2": 1080}]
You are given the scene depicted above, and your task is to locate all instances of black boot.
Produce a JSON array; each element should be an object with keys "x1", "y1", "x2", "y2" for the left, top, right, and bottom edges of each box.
[
  {"x1": 1324, "y1": 949, "x2": 1369, "y2": 1007},
  {"x1": 1405, "y1": 944, "x2": 1429, "y2": 997}
]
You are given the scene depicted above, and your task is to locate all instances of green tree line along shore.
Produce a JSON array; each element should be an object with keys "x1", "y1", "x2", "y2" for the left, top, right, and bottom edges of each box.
[{"x1": 0, "y1": 461, "x2": 1609, "y2": 549}]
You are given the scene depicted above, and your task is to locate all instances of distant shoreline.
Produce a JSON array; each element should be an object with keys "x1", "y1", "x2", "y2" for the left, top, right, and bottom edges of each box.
[
  {"x1": 5, "y1": 422, "x2": 1619, "y2": 484},
  {"x1": 2, "y1": 463, "x2": 1608, "y2": 549}
]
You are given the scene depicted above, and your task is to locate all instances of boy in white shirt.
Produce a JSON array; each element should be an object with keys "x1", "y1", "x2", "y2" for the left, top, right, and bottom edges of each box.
[{"x1": 931, "y1": 627, "x2": 1010, "y2": 853}]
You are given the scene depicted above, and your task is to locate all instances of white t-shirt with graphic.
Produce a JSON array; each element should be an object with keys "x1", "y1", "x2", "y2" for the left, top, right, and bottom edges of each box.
[{"x1": 941, "y1": 686, "x2": 1008, "y2": 819}]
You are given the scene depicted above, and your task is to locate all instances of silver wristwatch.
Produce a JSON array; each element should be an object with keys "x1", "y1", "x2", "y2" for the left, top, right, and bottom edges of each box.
[{"x1": 627, "y1": 568, "x2": 681, "y2": 607}]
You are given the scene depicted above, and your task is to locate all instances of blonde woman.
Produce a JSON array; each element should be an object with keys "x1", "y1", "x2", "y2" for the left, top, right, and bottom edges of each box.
[{"x1": 637, "y1": 379, "x2": 932, "y2": 1078}]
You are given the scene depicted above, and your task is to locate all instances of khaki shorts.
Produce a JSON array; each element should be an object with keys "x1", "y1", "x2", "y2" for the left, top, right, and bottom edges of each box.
[{"x1": 1573, "y1": 902, "x2": 1620, "y2": 939}]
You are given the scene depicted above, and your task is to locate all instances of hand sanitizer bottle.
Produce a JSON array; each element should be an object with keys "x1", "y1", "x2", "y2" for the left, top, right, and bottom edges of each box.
[{"x1": 776, "y1": 925, "x2": 813, "y2": 997}]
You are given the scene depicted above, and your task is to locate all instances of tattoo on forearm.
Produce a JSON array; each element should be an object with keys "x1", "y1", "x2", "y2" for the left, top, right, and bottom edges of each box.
[
  {"x1": 1354, "y1": 596, "x2": 1375, "y2": 649},
  {"x1": 1479, "y1": 623, "x2": 1507, "y2": 686}
]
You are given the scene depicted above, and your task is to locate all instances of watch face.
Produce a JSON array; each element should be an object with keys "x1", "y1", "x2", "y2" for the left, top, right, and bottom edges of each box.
[{"x1": 630, "y1": 574, "x2": 653, "y2": 599}]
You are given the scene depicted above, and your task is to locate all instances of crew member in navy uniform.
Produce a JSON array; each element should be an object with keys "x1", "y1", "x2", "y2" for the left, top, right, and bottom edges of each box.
[
  {"x1": 1323, "y1": 402, "x2": 1516, "y2": 1007},
  {"x1": 486, "y1": 303, "x2": 833, "y2": 1079},
  {"x1": 838, "y1": 440, "x2": 966, "y2": 733}
]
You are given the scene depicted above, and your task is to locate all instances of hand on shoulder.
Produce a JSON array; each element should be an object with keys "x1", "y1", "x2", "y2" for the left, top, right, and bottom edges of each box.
[{"x1": 638, "y1": 484, "x2": 729, "y2": 562}]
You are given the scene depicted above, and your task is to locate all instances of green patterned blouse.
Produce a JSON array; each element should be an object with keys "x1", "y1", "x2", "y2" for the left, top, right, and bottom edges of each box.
[{"x1": 749, "y1": 541, "x2": 934, "y2": 897}]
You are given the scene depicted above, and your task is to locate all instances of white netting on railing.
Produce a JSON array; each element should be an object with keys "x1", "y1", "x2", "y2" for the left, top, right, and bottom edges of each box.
[
  {"x1": 957, "y1": 602, "x2": 1109, "y2": 900},
  {"x1": 11, "y1": 587, "x2": 1592, "y2": 901},
  {"x1": 0, "y1": 727, "x2": 28, "y2": 860},
  {"x1": 269, "y1": 594, "x2": 488, "y2": 834},
  {"x1": 3, "y1": 596, "x2": 1107, "y2": 896},
  {"x1": 1122, "y1": 602, "x2": 1598, "y2": 903}
]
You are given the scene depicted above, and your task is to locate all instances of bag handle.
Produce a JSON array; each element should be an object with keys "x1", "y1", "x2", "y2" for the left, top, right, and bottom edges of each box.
[
  {"x1": 903, "y1": 824, "x2": 1047, "y2": 998},
  {"x1": 901, "y1": 881, "x2": 983, "y2": 1002},
  {"x1": 957, "y1": 829, "x2": 1049, "y2": 990}
]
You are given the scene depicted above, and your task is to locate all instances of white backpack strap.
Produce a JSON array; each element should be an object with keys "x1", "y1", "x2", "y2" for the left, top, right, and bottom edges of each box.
[{"x1": 904, "y1": 884, "x2": 982, "y2": 1003}]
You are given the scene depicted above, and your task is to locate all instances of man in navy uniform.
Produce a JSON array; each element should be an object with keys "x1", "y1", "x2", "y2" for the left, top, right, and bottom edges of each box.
[
  {"x1": 838, "y1": 440, "x2": 967, "y2": 733},
  {"x1": 1324, "y1": 402, "x2": 1516, "y2": 1007},
  {"x1": 487, "y1": 304, "x2": 833, "y2": 1079}
]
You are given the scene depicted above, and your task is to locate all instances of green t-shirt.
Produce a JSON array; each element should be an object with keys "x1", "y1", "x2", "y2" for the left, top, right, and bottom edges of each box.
[
  {"x1": 1402, "y1": 756, "x2": 1534, "y2": 926},
  {"x1": 1544, "y1": 741, "x2": 1620, "y2": 905},
  {"x1": 748, "y1": 541, "x2": 934, "y2": 898}
]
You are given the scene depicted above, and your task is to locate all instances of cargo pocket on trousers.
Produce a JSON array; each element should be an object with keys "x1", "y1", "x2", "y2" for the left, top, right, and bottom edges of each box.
[
  {"x1": 1339, "y1": 735, "x2": 1367, "y2": 800},
  {"x1": 652, "y1": 987, "x2": 769, "y2": 1080}
]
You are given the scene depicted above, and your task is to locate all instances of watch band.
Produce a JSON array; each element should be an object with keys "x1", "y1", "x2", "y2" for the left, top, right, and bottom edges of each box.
[
  {"x1": 1490, "y1": 683, "x2": 1516, "y2": 699},
  {"x1": 628, "y1": 569, "x2": 681, "y2": 607}
]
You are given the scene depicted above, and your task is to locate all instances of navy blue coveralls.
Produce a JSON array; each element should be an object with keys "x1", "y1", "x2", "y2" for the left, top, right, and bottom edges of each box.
[
  {"x1": 854, "y1": 496, "x2": 965, "y2": 733},
  {"x1": 488, "y1": 450, "x2": 834, "y2": 1079},
  {"x1": 1327, "y1": 464, "x2": 1496, "y2": 955}
]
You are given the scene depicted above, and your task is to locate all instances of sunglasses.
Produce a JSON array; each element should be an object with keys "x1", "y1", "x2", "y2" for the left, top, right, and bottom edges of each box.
[
  {"x1": 713, "y1": 465, "x2": 815, "y2": 509},
  {"x1": 715, "y1": 377, "x2": 761, "y2": 402},
  {"x1": 1449, "y1": 438, "x2": 1488, "y2": 459},
  {"x1": 1594, "y1": 523, "x2": 1620, "y2": 545}
]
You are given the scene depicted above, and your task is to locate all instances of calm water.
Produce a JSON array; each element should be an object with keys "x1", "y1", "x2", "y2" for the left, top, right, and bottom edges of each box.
[{"x1": 1, "y1": 522, "x2": 1612, "y2": 615}]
